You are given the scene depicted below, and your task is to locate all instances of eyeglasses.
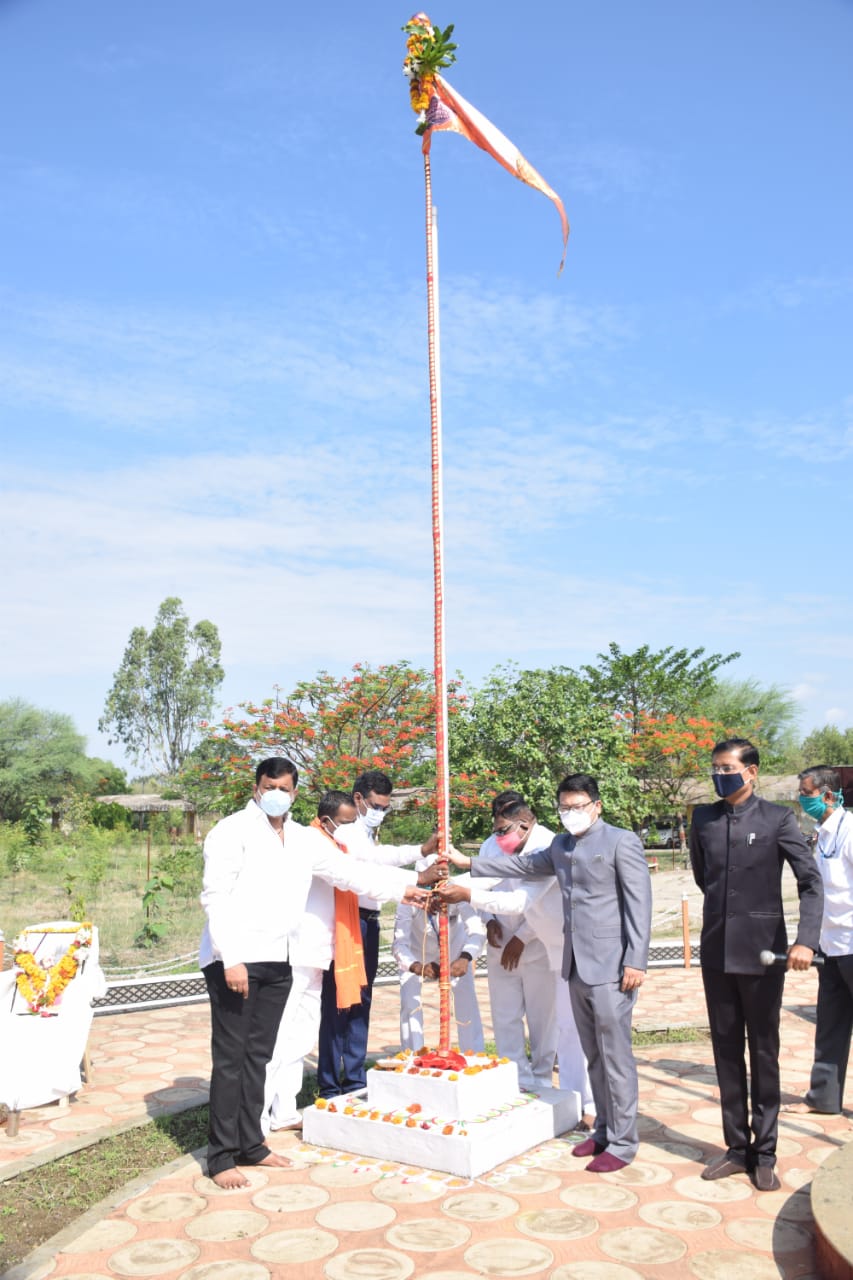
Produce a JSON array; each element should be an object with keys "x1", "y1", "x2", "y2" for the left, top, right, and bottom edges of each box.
[
  {"x1": 710, "y1": 764, "x2": 748, "y2": 775},
  {"x1": 557, "y1": 799, "x2": 596, "y2": 814},
  {"x1": 495, "y1": 822, "x2": 528, "y2": 836}
]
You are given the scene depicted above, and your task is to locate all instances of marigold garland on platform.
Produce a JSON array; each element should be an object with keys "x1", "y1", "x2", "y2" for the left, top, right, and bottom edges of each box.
[{"x1": 12, "y1": 923, "x2": 93, "y2": 1013}]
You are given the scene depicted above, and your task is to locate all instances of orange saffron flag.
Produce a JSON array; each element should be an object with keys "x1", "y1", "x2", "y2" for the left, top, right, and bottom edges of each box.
[
  {"x1": 424, "y1": 74, "x2": 569, "y2": 272},
  {"x1": 310, "y1": 818, "x2": 368, "y2": 1009}
]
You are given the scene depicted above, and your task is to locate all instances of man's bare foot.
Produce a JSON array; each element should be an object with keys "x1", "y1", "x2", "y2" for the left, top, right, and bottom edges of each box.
[
  {"x1": 211, "y1": 1168, "x2": 251, "y2": 1190},
  {"x1": 780, "y1": 1101, "x2": 837, "y2": 1115},
  {"x1": 255, "y1": 1152, "x2": 295, "y2": 1169}
]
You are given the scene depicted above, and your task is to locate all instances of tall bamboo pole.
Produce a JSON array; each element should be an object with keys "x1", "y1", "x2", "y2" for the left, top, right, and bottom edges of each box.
[{"x1": 424, "y1": 151, "x2": 452, "y2": 1052}]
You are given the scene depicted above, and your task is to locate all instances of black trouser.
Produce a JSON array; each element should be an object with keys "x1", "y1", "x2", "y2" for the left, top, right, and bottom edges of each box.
[
  {"x1": 806, "y1": 953, "x2": 853, "y2": 1113},
  {"x1": 702, "y1": 965, "x2": 785, "y2": 1168},
  {"x1": 203, "y1": 959, "x2": 292, "y2": 1177}
]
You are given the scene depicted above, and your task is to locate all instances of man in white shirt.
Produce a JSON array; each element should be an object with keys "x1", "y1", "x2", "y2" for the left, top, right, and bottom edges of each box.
[
  {"x1": 442, "y1": 774, "x2": 650, "y2": 1172},
  {"x1": 393, "y1": 896, "x2": 486, "y2": 1052},
  {"x1": 791, "y1": 766, "x2": 853, "y2": 1114},
  {"x1": 200, "y1": 758, "x2": 430, "y2": 1189},
  {"x1": 262, "y1": 790, "x2": 358, "y2": 1135},
  {"x1": 475, "y1": 798, "x2": 567, "y2": 1091},
  {"x1": 317, "y1": 768, "x2": 437, "y2": 1098}
]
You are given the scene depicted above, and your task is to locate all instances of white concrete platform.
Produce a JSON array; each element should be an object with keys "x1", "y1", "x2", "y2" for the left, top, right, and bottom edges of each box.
[
  {"x1": 302, "y1": 1085, "x2": 581, "y2": 1178},
  {"x1": 367, "y1": 1057, "x2": 520, "y2": 1120}
]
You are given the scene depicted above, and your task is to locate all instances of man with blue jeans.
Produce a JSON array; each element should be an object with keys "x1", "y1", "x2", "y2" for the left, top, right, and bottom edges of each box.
[{"x1": 317, "y1": 769, "x2": 437, "y2": 1098}]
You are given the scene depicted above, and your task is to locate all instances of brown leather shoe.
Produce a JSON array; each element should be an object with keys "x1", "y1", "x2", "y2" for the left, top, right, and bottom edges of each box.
[
  {"x1": 701, "y1": 1153, "x2": 748, "y2": 1181},
  {"x1": 752, "y1": 1165, "x2": 781, "y2": 1192}
]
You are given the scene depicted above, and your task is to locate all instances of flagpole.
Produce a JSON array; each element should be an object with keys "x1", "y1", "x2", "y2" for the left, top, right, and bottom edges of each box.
[{"x1": 424, "y1": 150, "x2": 452, "y2": 1054}]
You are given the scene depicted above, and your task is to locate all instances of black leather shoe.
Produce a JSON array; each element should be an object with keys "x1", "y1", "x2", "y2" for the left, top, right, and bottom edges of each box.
[
  {"x1": 752, "y1": 1165, "x2": 781, "y2": 1192},
  {"x1": 701, "y1": 1153, "x2": 748, "y2": 1181}
]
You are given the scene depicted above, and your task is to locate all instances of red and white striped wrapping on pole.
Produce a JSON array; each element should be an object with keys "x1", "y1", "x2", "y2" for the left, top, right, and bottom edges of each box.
[{"x1": 423, "y1": 152, "x2": 452, "y2": 1052}]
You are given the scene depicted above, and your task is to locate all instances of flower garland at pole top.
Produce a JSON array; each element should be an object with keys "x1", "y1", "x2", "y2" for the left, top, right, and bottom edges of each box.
[
  {"x1": 13, "y1": 923, "x2": 93, "y2": 1013},
  {"x1": 402, "y1": 14, "x2": 457, "y2": 133}
]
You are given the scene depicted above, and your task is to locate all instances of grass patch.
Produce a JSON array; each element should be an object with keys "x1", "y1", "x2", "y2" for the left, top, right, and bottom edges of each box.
[
  {"x1": 633, "y1": 1026, "x2": 710, "y2": 1046},
  {"x1": 0, "y1": 827, "x2": 206, "y2": 968},
  {"x1": 0, "y1": 1107, "x2": 209, "y2": 1274}
]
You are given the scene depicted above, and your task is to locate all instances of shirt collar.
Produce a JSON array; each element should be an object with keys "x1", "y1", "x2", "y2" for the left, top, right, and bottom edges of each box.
[
  {"x1": 724, "y1": 790, "x2": 759, "y2": 815},
  {"x1": 818, "y1": 805, "x2": 845, "y2": 837}
]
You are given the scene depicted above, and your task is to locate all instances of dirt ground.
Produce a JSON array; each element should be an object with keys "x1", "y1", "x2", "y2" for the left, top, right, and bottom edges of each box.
[{"x1": 649, "y1": 858, "x2": 812, "y2": 939}]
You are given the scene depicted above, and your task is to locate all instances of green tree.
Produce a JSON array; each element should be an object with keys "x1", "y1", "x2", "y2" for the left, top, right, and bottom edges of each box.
[
  {"x1": 697, "y1": 678, "x2": 802, "y2": 772},
  {"x1": 99, "y1": 597, "x2": 224, "y2": 776},
  {"x1": 195, "y1": 661, "x2": 438, "y2": 814},
  {"x1": 582, "y1": 643, "x2": 740, "y2": 730},
  {"x1": 449, "y1": 664, "x2": 638, "y2": 837},
  {"x1": 0, "y1": 699, "x2": 89, "y2": 823},
  {"x1": 580, "y1": 644, "x2": 740, "y2": 828},
  {"x1": 800, "y1": 724, "x2": 853, "y2": 767},
  {"x1": 78, "y1": 757, "x2": 129, "y2": 796},
  {"x1": 187, "y1": 661, "x2": 498, "y2": 830}
]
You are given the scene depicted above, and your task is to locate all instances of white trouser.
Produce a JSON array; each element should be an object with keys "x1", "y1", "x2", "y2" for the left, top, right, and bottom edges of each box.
[
  {"x1": 263, "y1": 964, "x2": 323, "y2": 1132},
  {"x1": 399, "y1": 967, "x2": 485, "y2": 1053},
  {"x1": 486, "y1": 938, "x2": 557, "y2": 1089},
  {"x1": 555, "y1": 970, "x2": 593, "y2": 1109}
]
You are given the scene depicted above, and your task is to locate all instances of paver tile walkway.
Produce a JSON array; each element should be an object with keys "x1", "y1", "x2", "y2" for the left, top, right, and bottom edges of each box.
[{"x1": 3, "y1": 966, "x2": 851, "y2": 1280}]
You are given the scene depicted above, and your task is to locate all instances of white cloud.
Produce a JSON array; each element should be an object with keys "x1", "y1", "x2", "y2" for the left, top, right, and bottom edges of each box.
[
  {"x1": 556, "y1": 137, "x2": 672, "y2": 200},
  {"x1": 824, "y1": 707, "x2": 848, "y2": 725},
  {"x1": 0, "y1": 279, "x2": 631, "y2": 440},
  {"x1": 792, "y1": 682, "x2": 818, "y2": 702},
  {"x1": 721, "y1": 272, "x2": 853, "y2": 314}
]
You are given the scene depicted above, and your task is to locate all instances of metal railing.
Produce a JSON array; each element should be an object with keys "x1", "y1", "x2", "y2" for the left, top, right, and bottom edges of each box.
[{"x1": 92, "y1": 937, "x2": 707, "y2": 1016}]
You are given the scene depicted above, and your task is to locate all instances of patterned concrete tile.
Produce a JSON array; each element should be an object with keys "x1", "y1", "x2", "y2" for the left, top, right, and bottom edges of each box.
[{"x1": 5, "y1": 969, "x2": 853, "y2": 1280}]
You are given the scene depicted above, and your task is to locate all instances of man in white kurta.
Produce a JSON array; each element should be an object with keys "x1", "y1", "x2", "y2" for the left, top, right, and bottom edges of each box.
[
  {"x1": 262, "y1": 791, "x2": 358, "y2": 1134},
  {"x1": 477, "y1": 803, "x2": 564, "y2": 1090},
  {"x1": 200, "y1": 759, "x2": 429, "y2": 1189},
  {"x1": 477, "y1": 799, "x2": 592, "y2": 1106},
  {"x1": 393, "y1": 895, "x2": 486, "y2": 1052},
  {"x1": 317, "y1": 768, "x2": 436, "y2": 1098}
]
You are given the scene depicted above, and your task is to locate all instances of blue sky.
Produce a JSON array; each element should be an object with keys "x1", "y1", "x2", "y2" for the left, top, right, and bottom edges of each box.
[{"x1": 2, "y1": 0, "x2": 852, "y2": 771}]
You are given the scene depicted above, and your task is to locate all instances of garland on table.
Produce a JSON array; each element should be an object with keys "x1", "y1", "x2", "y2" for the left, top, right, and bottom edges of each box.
[
  {"x1": 402, "y1": 13, "x2": 457, "y2": 132},
  {"x1": 12, "y1": 923, "x2": 93, "y2": 1013}
]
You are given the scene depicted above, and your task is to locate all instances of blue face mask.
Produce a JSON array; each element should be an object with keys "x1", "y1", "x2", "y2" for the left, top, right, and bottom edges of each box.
[{"x1": 713, "y1": 772, "x2": 746, "y2": 799}]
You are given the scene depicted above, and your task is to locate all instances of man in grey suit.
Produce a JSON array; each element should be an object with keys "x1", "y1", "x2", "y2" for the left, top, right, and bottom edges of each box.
[{"x1": 440, "y1": 772, "x2": 652, "y2": 1172}]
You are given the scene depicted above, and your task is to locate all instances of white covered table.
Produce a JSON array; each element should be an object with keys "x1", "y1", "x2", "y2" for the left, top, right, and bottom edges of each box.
[{"x1": 0, "y1": 921, "x2": 106, "y2": 1126}]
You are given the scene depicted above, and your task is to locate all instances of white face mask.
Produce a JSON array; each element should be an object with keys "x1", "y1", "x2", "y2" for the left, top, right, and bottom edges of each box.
[
  {"x1": 258, "y1": 788, "x2": 293, "y2": 818},
  {"x1": 359, "y1": 803, "x2": 387, "y2": 830},
  {"x1": 560, "y1": 808, "x2": 594, "y2": 836}
]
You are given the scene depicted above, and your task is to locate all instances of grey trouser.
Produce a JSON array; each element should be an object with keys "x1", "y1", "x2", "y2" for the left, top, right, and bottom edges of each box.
[{"x1": 569, "y1": 968, "x2": 639, "y2": 1161}]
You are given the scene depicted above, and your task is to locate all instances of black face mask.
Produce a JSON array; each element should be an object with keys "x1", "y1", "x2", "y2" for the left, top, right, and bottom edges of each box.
[{"x1": 713, "y1": 772, "x2": 745, "y2": 798}]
